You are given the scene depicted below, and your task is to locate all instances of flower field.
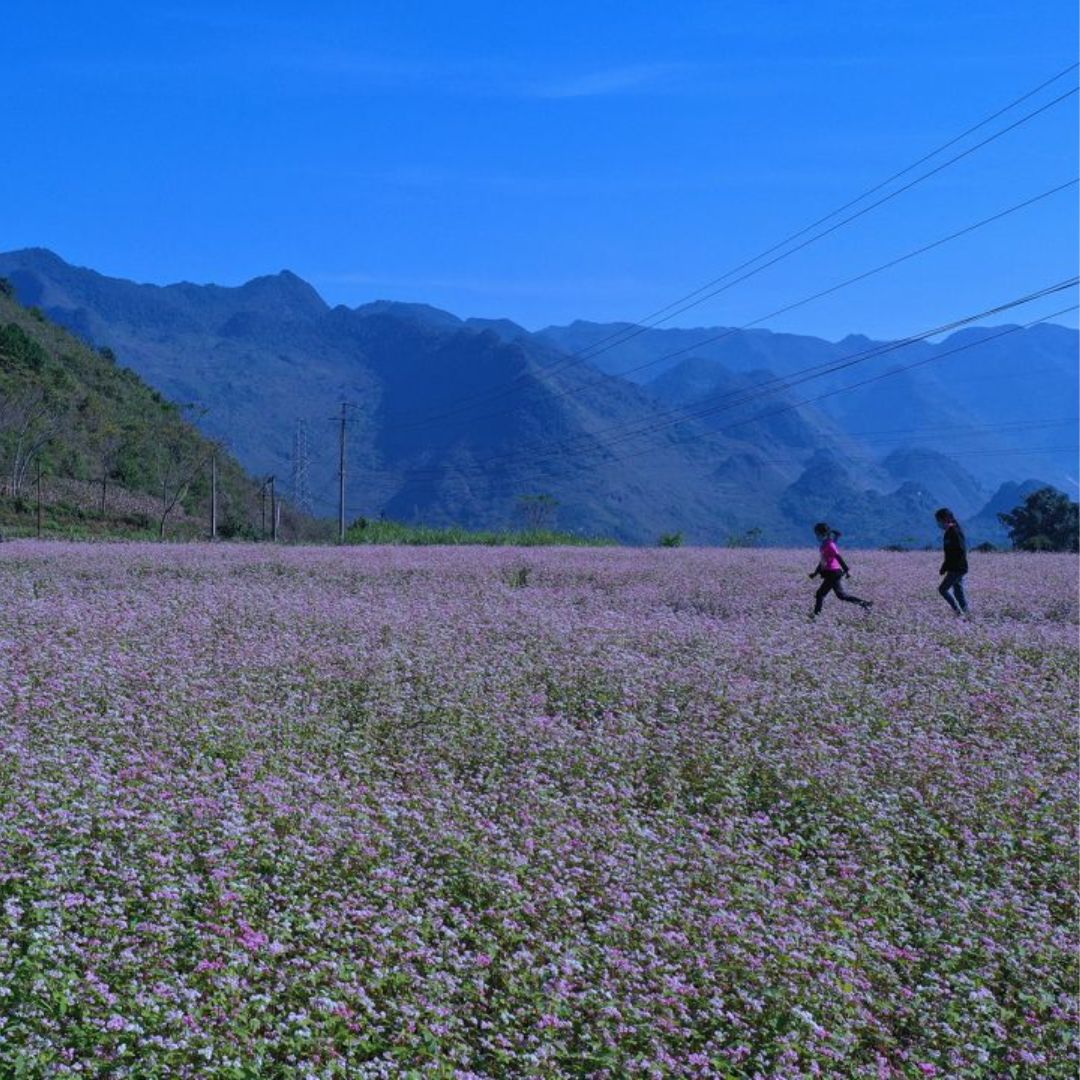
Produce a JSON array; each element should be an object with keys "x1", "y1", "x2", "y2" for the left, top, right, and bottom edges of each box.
[{"x1": 0, "y1": 542, "x2": 1076, "y2": 1078}]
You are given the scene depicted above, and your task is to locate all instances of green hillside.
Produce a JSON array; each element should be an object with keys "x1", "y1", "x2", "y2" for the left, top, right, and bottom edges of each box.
[{"x1": 0, "y1": 280, "x2": 266, "y2": 539}]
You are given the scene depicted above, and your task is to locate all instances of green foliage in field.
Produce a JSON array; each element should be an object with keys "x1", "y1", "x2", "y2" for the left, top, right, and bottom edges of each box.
[
  {"x1": 998, "y1": 486, "x2": 1079, "y2": 552},
  {"x1": 0, "y1": 499, "x2": 205, "y2": 541},
  {"x1": 345, "y1": 517, "x2": 614, "y2": 547}
]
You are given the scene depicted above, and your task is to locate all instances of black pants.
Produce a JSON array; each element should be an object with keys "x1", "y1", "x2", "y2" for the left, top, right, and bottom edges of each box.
[
  {"x1": 938, "y1": 571, "x2": 968, "y2": 613},
  {"x1": 814, "y1": 571, "x2": 866, "y2": 614}
]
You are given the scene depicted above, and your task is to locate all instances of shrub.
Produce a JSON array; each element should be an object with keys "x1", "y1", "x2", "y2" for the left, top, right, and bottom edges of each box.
[
  {"x1": 725, "y1": 526, "x2": 763, "y2": 548},
  {"x1": 506, "y1": 564, "x2": 531, "y2": 588}
]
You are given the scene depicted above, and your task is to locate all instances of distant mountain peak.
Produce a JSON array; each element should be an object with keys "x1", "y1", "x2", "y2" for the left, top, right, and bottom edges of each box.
[
  {"x1": 5, "y1": 245, "x2": 67, "y2": 266},
  {"x1": 541, "y1": 318, "x2": 635, "y2": 335},
  {"x1": 235, "y1": 270, "x2": 327, "y2": 316},
  {"x1": 352, "y1": 299, "x2": 463, "y2": 330},
  {"x1": 464, "y1": 317, "x2": 529, "y2": 341}
]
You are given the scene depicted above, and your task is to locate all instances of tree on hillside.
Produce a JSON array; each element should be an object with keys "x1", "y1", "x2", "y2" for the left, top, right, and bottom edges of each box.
[
  {"x1": 94, "y1": 425, "x2": 125, "y2": 516},
  {"x1": 0, "y1": 387, "x2": 66, "y2": 498},
  {"x1": 517, "y1": 493, "x2": 558, "y2": 531},
  {"x1": 998, "y1": 486, "x2": 1079, "y2": 552},
  {"x1": 77, "y1": 395, "x2": 127, "y2": 516},
  {"x1": 154, "y1": 414, "x2": 215, "y2": 539}
]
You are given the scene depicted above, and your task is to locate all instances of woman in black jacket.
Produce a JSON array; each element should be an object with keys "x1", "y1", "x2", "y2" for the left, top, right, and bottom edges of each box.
[{"x1": 934, "y1": 507, "x2": 969, "y2": 616}]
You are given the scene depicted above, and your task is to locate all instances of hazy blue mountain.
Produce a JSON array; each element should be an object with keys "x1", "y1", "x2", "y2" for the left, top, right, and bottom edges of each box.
[
  {"x1": 1, "y1": 247, "x2": 1072, "y2": 545},
  {"x1": 464, "y1": 317, "x2": 532, "y2": 343},
  {"x1": 355, "y1": 300, "x2": 464, "y2": 331},
  {"x1": 539, "y1": 321, "x2": 848, "y2": 387},
  {"x1": 966, "y1": 479, "x2": 1056, "y2": 548},
  {"x1": 881, "y1": 448, "x2": 988, "y2": 520},
  {"x1": 0, "y1": 250, "x2": 789, "y2": 542},
  {"x1": 542, "y1": 316, "x2": 1078, "y2": 494},
  {"x1": 778, "y1": 451, "x2": 942, "y2": 549},
  {"x1": 647, "y1": 357, "x2": 879, "y2": 474}
]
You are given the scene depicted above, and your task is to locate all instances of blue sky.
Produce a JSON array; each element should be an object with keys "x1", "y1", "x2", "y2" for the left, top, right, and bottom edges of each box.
[{"x1": 4, "y1": 1, "x2": 1077, "y2": 339}]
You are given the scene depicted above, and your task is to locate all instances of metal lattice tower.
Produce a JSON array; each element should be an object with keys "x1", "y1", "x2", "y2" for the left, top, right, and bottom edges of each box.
[{"x1": 290, "y1": 418, "x2": 312, "y2": 515}]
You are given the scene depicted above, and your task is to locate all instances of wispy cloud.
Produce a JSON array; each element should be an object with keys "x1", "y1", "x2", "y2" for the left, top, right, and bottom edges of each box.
[
  {"x1": 41, "y1": 9, "x2": 702, "y2": 105},
  {"x1": 525, "y1": 62, "x2": 694, "y2": 100}
]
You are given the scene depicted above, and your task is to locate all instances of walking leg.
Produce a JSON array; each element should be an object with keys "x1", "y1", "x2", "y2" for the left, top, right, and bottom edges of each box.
[
  {"x1": 952, "y1": 575, "x2": 968, "y2": 613},
  {"x1": 938, "y1": 575, "x2": 960, "y2": 613},
  {"x1": 834, "y1": 577, "x2": 871, "y2": 608},
  {"x1": 813, "y1": 578, "x2": 832, "y2": 615}
]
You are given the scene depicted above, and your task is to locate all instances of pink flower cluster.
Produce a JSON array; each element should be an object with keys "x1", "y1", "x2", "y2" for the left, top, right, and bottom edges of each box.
[{"x1": 0, "y1": 542, "x2": 1075, "y2": 1077}]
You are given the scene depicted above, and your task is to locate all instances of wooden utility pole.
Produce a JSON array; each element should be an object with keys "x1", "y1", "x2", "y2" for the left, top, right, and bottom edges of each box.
[
  {"x1": 269, "y1": 475, "x2": 277, "y2": 542},
  {"x1": 328, "y1": 402, "x2": 357, "y2": 543},
  {"x1": 338, "y1": 403, "x2": 347, "y2": 543},
  {"x1": 210, "y1": 453, "x2": 218, "y2": 540},
  {"x1": 260, "y1": 479, "x2": 268, "y2": 538},
  {"x1": 35, "y1": 460, "x2": 42, "y2": 538}
]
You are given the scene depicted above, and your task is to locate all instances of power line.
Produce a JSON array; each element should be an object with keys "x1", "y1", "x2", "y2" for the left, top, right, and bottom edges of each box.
[
  {"x1": 568, "y1": 180, "x2": 1077, "y2": 388},
  {"x1": 581, "y1": 301, "x2": 1080, "y2": 472},
  {"x1": 567, "y1": 63, "x2": 1080, "y2": 362},
  {"x1": 381, "y1": 177, "x2": 1077, "y2": 439},
  {"x1": 375, "y1": 67, "x2": 1078, "y2": 429},
  {"x1": 379, "y1": 289, "x2": 1078, "y2": 493},
  {"x1": 655, "y1": 444, "x2": 1080, "y2": 473},
  {"x1": 537, "y1": 290, "x2": 1080, "y2": 462},
  {"x1": 300, "y1": 66, "x2": 1080, "y2": 519},
  {"x1": 569, "y1": 87, "x2": 1079, "y2": 362},
  {"x1": 824, "y1": 416, "x2": 1077, "y2": 443},
  {"x1": 583, "y1": 179, "x2": 1072, "y2": 414},
  {"x1": 341, "y1": 426, "x2": 1080, "y2": 510},
  {"x1": 377, "y1": 289, "x2": 1078, "y2": 497}
]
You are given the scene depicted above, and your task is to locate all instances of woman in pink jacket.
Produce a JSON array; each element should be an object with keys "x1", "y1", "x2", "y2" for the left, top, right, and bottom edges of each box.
[{"x1": 809, "y1": 522, "x2": 873, "y2": 618}]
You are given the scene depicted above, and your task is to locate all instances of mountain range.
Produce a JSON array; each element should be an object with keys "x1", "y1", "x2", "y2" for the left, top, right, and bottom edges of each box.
[{"x1": 1, "y1": 247, "x2": 1075, "y2": 546}]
